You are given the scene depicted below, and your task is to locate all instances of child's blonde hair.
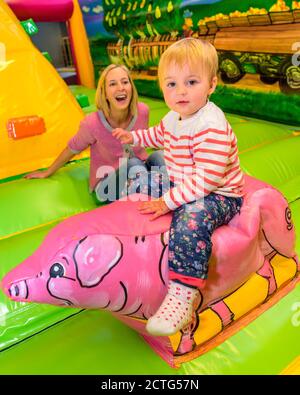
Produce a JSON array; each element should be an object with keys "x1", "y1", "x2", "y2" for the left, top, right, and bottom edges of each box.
[
  {"x1": 158, "y1": 38, "x2": 219, "y2": 88},
  {"x1": 95, "y1": 64, "x2": 138, "y2": 119}
]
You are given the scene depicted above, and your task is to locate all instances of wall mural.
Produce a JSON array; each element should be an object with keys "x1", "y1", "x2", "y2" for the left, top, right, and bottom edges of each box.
[
  {"x1": 79, "y1": 0, "x2": 116, "y2": 78},
  {"x1": 79, "y1": 0, "x2": 300, "y2": 124}
]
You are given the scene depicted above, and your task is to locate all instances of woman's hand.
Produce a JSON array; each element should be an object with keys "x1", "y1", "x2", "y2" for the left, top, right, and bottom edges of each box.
[
  {"x1": 138, "y1": 197, "x2": 171, "y2": 221},
  {"x1": 24, "y1": 169, "x2": 51, "y2": 179},
  {"x1": 112, "y1": 128, "x2": 133, "y2": 144}
]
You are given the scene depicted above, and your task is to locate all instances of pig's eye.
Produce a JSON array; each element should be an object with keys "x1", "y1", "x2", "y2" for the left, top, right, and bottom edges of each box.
[{"x1": 49, "y1": 263, "x2": 65, "y2": 278}]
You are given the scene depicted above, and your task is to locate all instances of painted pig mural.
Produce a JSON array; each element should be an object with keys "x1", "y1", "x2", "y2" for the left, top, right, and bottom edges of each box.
[{"x1": 1, "y1": 175, "x2": 298, "y2": 360}]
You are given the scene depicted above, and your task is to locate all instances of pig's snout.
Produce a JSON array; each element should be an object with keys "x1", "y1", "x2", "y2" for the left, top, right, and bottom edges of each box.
[{"x1": 7, "y1": 280, "x2": 29, "y2": 300}]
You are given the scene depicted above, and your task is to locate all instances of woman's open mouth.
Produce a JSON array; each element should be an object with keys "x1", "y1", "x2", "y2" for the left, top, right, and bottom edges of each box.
[{"x1": 115, "y1": 94, "x2": 128, "y2": 103}]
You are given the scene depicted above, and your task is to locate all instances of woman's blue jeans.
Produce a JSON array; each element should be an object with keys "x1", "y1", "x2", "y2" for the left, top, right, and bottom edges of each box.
[{"x1": 95, "y1": 150, "x2": 165, "y2": 203}]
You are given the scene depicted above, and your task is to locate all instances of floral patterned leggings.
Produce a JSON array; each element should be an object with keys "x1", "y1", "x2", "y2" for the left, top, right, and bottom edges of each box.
[
  {"x1": 125, "y1": 172, "x2": 243, "y2": 288},
  {"x1": 168, "y1": 193, "x2": 243, "y2": 288}
]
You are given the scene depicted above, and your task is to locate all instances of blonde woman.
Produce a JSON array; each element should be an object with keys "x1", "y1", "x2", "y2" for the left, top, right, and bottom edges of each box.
[{"x1": 25, "y1": 64, "x2": 164, "y2": 202}]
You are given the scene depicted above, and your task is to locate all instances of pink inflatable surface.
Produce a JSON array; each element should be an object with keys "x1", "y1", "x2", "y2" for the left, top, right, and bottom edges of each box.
[{"x1": 1, "y1": 175, "x2": 298, "y2": 365}]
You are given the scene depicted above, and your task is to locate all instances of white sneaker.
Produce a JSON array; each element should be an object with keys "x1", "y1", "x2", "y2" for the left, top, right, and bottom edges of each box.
[{"x1": 146, "y1": 281, "x2": 201, "y2": 336}]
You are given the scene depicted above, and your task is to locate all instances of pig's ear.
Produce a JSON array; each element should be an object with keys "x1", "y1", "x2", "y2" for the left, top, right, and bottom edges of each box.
[{"x1": 74, "y1": 235, "x2": 123, "y2": 287}]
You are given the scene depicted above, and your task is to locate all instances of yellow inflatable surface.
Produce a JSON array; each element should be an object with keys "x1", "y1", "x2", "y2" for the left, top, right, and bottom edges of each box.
[{"x1": 0, "y1": 0, "x2": 86, "y2": 180}]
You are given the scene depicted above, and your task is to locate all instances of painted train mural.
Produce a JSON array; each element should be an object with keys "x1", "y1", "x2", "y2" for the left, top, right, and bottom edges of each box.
[{"x1": 80, "y1": 0, "x2": 300, "y2": 95}]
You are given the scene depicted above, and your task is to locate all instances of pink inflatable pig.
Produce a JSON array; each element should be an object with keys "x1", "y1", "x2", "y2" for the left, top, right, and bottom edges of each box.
[{"x1": 1, "y1": 175, "x2": 298, "y2": 362}]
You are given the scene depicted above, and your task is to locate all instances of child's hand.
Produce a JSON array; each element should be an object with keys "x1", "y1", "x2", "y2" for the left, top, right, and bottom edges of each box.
[
  {"x1": 112, "y1": 128, "x2": 133, "y2": 144},
  {"x1": 138, "y1": 198, "x2": 170, "y2": 221}
]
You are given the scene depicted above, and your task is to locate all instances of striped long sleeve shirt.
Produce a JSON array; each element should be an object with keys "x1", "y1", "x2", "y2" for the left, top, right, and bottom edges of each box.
[{"x1": 131, "y1": 101, "x2": 244, "y2": 210}]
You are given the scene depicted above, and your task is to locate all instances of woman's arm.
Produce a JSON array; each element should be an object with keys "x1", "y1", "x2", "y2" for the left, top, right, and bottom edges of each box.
[{"x1": 24, "y1": 147, "x2": 76, "y2": 179}]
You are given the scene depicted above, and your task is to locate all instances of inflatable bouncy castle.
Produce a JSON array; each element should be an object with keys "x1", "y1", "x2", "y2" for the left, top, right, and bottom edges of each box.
[
  {"x1": 0, "y1": 0, "x2": 300, "y2": 375},
  {"x1": 0, "y1": 0, "x2": 94, "y2": 180},
  {"x1": 1, "y1": 177, "x2": 299, "y2": 367}
]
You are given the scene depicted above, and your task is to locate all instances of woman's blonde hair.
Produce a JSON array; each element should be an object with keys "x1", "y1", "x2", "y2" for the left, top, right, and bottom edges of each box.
[
  {"x1": 158, "y1": 38, "x2": 218, "y2": 88},
  {"x1": 95, "y1": 64, "x2": 138, "y2": 119}
]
